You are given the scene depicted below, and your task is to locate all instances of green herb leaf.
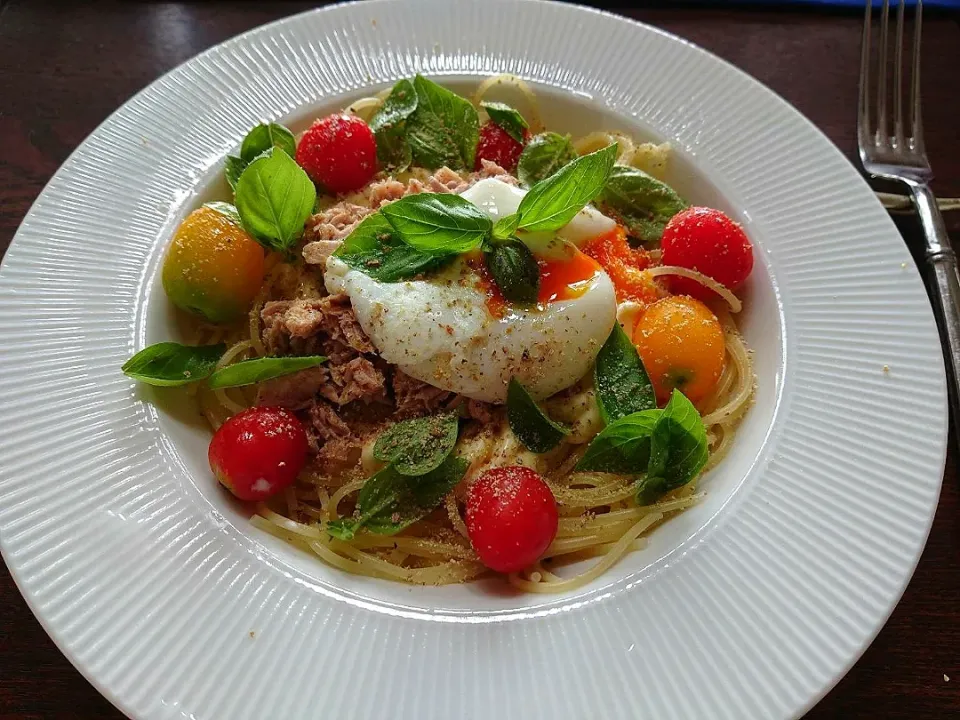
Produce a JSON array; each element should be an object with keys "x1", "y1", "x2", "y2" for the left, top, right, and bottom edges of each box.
[
  {"x1": 485, "y1": 238, "x2": 539, "y2": 304},
  {"x1": 379, "y1": 132, "x2": 414, "y2": 173},
  {"x1": 406, "y1": 122, "x2": 463, "y2": 170},
  {"x1": 208, "y1": 355, "x2": 327, "y2": 389},
  {"x1": 492, "y1": 213, "x2": 520, "y2": 241},
  {"x1": 325, "y1": 518, "x2": 359, "y2": 541},
  {"x1": 406, "y1": 75, "x2": 480, "y2": 170},
  {"x1": 203, "y1": 201, "x2": 242, "y2": 225},
  {"x1": 122, "y1": 342, "x2": 226, "y2": 387},
  {"x1": 574, "y1": 409, "x2": 661, "y2": 473},
  {"x1": 594, "y1": 323, "x2": 656, "y2": 424},
  {"x1": 640, "y1": 390, "x2": 708, "y2": 503},
  {"x1": 373, "y1": 412, "x2": 460, "y2": 476},
  {"x1": 516, "y1": 144, "x2": 617, "y2": 233},
  {"x1": 598, "y1": 165, "x2": 687, "y2": 244},
  {"x1": 370, "y1": 79, "x2": 418, "y2": 170},
  {"x1": 235, "y1": 148, "x2": 317, "y2": 253},
  {"x1": 370, "y1": 79, "x2": 419, "y2": 133},
  {"x1": 507, "y1": 378, "x2": 569, "y2": 453},
  {"x1": 481, "y1": 101, "x2": 528, "y2": 144},
  {"x1": 327, "y1": 456, "x2": 469, "y2": 539},
  {"x1": 225, "y1": 155, "x2": 246, "y2": 192},
  {"x1": 380, "y1": 193, "x2": 492, "y2": 255},
  {"x1": 333, "y1": 213, "x2": 451, "y2": 282},
  {"x1": 517, "y1": 132, "x2": 577, "y2": 186},
  {"x1": 240, "y1": 122, "x2": 296, "y2": 163}
]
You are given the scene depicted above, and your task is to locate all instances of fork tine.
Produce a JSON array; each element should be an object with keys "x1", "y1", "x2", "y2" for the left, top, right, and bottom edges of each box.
[
  {"x1": 858, "y1": 0, "x2": 873, "y2": 150},
  {"x1": 877, "y1": 0, "x2": 890, "y2": 145},
  {"x1": 893, "y1": 0, "x2": 905, "y2": 148},
  {"x1": 911, "y1": 0, "x2": 924, "y2": 152}
]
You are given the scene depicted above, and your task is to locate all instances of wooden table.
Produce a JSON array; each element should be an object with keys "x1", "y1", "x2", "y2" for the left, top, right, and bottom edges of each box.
[{"x1": 0, "y1": 1, "x2": 958, "y2": 718}]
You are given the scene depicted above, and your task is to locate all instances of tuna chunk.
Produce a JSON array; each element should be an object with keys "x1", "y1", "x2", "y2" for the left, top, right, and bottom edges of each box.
[
  {"x1": 255, "y1": 367, "x2": 329, "y2": 410},
  {"x1": 307, "y1": 400, "x2": 351, "y2": 440},
  {"x1": 261, "y1": 294, "x2": 374, "y2": 359},
  {"x1": 392, "y1": 370, "x2": 456, "y2": 418},
  {"x1": 319, "y1": 356, "x2": 387, "y2": 406}
]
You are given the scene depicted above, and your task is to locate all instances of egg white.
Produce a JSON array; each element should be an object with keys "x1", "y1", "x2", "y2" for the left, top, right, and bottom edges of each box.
[{"x1": 324, "y1": 179, "x2": 618, "y2": 403}]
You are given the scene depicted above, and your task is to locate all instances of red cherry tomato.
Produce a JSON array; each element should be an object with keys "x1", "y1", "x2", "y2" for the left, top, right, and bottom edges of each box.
[
  {"x1": 660, "y1": 206, "x2": 754, "y2": 301},
  {"x1": 295, "y1": 114, "x2": 377, "y2": 194},
  {"x1": 465, "y1": 466, "x2": 558, "y2": 573},
  {"x1": 474, "y1": 122, "x2": 528, "y2": 173},
  {"x1": 208, "y1": 406, "x2": 308, "y2": 501}
]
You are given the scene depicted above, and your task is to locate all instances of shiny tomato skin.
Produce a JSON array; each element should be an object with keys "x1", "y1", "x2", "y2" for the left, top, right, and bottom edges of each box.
[
  {"x1": 660, "y1": 206, "x2": 754, "y2": 300},
  {"x1": 634, "y1": 296, "x2": 725, "y2": 405},
  {"x1": 161, "y1": 206, "x2": 264, "y2": 323},
  {"x1": 474, "y1": 122, "x2": 528, "y2": 173},
  {"x1": 209, "y1": 406, "x2": 308, "y2": 501},
  {"x1": 465, "y1": 466, "x2": 558, "y2": 573},
  {"x1": 296, "y1": 114, "x2": 377, "y2": 194}
]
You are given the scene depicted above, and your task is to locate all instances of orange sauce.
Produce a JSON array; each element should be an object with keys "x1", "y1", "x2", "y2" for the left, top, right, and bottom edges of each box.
[
  {"x1": 467, "y1": 254, "x2": 509, "y2": 318},
  {"x1": 469, "y1": 244, "x2": 604, "y2": 316},
  {"x1": 582, "y1": 226, "x2": 660, "y2": 305}
]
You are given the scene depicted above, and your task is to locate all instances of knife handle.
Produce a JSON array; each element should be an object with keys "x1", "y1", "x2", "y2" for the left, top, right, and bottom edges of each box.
[{"x1": 913, "y1": 182, "x2": 960, "y2": 452}]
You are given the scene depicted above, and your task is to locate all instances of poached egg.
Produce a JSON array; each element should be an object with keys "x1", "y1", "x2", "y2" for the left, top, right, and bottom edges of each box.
[{"x1": 324, "y1": 179, "x2": 619, "y2": 403}]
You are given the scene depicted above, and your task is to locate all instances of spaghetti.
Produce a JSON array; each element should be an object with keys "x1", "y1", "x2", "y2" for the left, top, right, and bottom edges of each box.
[{"x1": 193, "y1": 75, "x2": 756, "y2": 591}]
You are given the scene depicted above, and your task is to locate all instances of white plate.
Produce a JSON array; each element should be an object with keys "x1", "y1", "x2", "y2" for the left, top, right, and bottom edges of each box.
[{"x1": 0, "y1": 1, "x2": 947, "y2": 718}]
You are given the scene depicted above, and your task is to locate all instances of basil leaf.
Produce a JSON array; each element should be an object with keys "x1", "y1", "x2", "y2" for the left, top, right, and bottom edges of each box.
[
  {"x1": 598, "y1": 165, "x2": 687, "y2": 244},
  {"x1": 407, "y1": 75, "x2": 479, "y2": 170},
  {"x1": 235, "y1": 148, "x2": 317, "y2": 253},
  {"x1": 492, "y1": 213, "x2": 519, "y2": 241},
  {"x1": 379, "y1": 133, "x2": 413, "y2": 173},
  {"x1": 208, "y1": 355, "x2": 327, "y2": 389},
  {"x1": 333, "y1": 213, "x2": 450, "y2": 282},
  {"x1": 325, "y1": 518, "x2": 359, "y2": 541},
  {"x1": 594, "y1": 323, "x2": 656, "y2": 423},
  {"x1": 371, "y1": 79, "x2": 419, "y2": 133},
  {"x1": 517, "y1": 132, "x2": 577, "y2": 186},
  {"x1": 481, "y1": 101, "x2": 528, "y2": 144},
  {"x1": 380, "y1": 193, "x2": 492, "y2": 255},
  {"x1": 485, "y1": 238, "x2": 539, "y2": 304},
  {"x1": 640, "y1": 390, "x2": 708, "y2": 503},
  {"x1": 240, "y1": 122, "x2": 296, "y2": 163},
  {"x1": 327, "y1": 456, "x2": 469, "y2": 539},
  {"x1": 407, "y1": 123, "x2": 463, "y2": 170},
  {"x1": 225, "y1": 155, "x2": 246, "y2": 192},
  {"x1": 374, "y1": 412, "x2": 459, "y2": 476},
  {"x1": 575, "y1": 410, "x2": 661, "y2": 473},
  {"x1": 203, "y1": 201, "x2": 242, "y2": 225},
  {"x1": 516, "y1": 144, "x2": 617, "y2": 233},
  {"x1": 370, "y1": 79, "x2": 418, "y2": 170},
  {"x1": 122, "y1": 342, "x2": 225, "y2": 387},
  {"x1": 507, "y1": 378, "x2": 569, "y2": 453}
]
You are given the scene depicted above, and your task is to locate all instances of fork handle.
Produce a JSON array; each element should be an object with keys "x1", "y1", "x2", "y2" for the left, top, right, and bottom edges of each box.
[{"x1": 912, "y1": 182, "x2": 960, "y2": 450}]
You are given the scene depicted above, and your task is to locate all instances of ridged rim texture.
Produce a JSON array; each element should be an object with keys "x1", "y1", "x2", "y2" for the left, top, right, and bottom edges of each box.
[{"x1": 0, "y1": 1, "x2": 946, "y2": 718}]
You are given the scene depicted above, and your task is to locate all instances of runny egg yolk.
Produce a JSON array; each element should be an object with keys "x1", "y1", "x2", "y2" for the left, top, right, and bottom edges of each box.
[
  {"x1": 469, "y1": 245, "x2": 603, "y2": 317},
  {"x1": 536, "y1": 247, "x2": 602, "y2": 304}
]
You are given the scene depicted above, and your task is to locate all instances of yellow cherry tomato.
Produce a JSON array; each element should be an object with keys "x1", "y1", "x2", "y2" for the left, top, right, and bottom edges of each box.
[
  {"x1": 162, "y1": 207, "x2": 265, "y2": 323},
  {"x1": 633, "y1": 296, "x2": 725, "y2": 405}
]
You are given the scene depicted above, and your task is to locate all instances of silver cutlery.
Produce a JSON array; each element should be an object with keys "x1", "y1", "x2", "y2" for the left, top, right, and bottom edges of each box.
[{"x1": 858, "y1": 0, "x2": 960, "y2": 447}]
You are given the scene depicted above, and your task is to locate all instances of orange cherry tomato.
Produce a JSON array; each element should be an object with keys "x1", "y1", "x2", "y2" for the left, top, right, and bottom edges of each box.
[
  {"x1": 162, "y1": 206, "x2": 265, "y2": 323},
  {"x1": 633, "y1": 296, "x2": 725, "y2": 405}
]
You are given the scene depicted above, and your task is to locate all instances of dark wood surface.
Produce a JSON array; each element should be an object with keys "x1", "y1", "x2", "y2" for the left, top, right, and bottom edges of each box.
[{"x1": 0, "y1": 1, "x2": 958, "y2": 718}]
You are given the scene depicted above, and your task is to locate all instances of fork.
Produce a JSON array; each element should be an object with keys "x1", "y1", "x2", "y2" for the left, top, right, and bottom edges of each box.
[{"x1": 858, "y1": 0, "x2": 960, "y2": 447}]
